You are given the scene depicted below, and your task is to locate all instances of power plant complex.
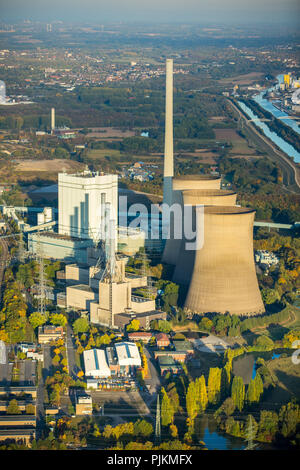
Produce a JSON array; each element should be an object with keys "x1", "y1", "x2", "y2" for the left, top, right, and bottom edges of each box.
[{"x1": 9, "y1": 58, "x2": 264, "y2": 327}]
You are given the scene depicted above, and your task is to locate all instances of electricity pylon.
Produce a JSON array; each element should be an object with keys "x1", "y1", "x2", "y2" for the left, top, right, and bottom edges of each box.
[
  {"x1": 36, "y1": 231, "x2": 46, "y2": 317},
  {"x1": 155, "y1": 394, "x2": 161, "y2": 442},
  {"x1": 244, "y1": 415, "x2": 258, "y2": 450}
]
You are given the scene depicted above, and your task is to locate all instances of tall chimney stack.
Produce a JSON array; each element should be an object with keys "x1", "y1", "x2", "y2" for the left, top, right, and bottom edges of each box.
[
  {"x1": 163, "y1": 59, "x2": 174, "y2": 207},
  {"x1": 51, "y1": 107, "x2": 55, "y2": 134}
]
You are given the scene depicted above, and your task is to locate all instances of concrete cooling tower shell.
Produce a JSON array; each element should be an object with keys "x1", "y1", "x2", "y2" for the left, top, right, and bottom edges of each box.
[
  {"x1": 162, "y1": 176, "x2": 222, "y2": 265},
  {"x1": 172, "y1": 175, "x2": 221, "y2": 191},
  {"x1": 183, "y1": 206, "x2": 265, "y2": 316},
  {"x1": 181, "y1": 189, "x2": 237, "y2": 206},
  {"x1": 162, "y1": 188, "x2": 236, "y2": 266}
]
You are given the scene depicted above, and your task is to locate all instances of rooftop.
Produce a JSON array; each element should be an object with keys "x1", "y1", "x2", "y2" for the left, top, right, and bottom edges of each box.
[{"x1": 173, "y1": 340, "x2": 193, "y2": 352}]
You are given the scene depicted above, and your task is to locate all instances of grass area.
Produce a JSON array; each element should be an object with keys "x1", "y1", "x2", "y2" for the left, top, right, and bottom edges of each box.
[
  {"x1": 86, "y1": 149, "x2": 121, "y2": 159},
  {"x1": 262, "y1": 356, "x2": 300, "y2": 407},
  {"x1": 172, "y1": 322, "x2": 200, "y2": 332}
]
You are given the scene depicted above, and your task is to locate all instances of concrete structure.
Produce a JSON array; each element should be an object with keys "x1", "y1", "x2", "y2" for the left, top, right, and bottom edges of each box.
[
  {"x1": 58, "y1": 170, "x2": 118, "y2": 244},
  {"x1": 114, "y1": 310, "x2": 167, "y2": 330},
  {"x1": 28, "y1": 231, "x2": 93, "y2": 263},
  {"x1": 38, "y1": 325, "x2": 64, "y2": 344},
  {"x1": 163, "y1": 178, "x2": 222, "y2": 261},
  {"x1": 0, "y1": 81, "x2": 6, "y2": 104},
  {"x1": 83, "y1": 349, "x2": 111, "y2": 378},
  {"x1": 155, "y1": 333, "x2": 170, "y2": 348},
  {"x1": 194, "y1": 335, "x2": 230, "y2": 354},
  {"x1": 127, "y1": 332, "x2": 152, "y2": 343},
  {"x1": 51, "y1": 107, "x2": 55, "y2": 134},
  {"x1": 115, "y1": 342, "x2": 141, "y2": 368},
  {"x1": 0, "y1": 386, "x2": 37, "y2": 399},
  {"x1": 66, "y1": 284, "x2": 97, "y2": 310},
  {"x1": 0, "y1": 340, "x2": 6, "y2": 365},
  {"x1": 157, "y1": 356, "x2": 183, "y2": 376},
  {"x1": 117, "y1": 226, "x2": 145, "y2": 256},
  {"x1": 75, "y1": 394, "x2": 93, "y2": 416},
  {"x1": 181, "y1": 206, "x2": 264, "y2": 315},
  {"x1": 37, "y1": 207, "x2": 53, "y2": 226},
  {"x1": 163, "y1": 58, "x2": 174, "y2": 208}
]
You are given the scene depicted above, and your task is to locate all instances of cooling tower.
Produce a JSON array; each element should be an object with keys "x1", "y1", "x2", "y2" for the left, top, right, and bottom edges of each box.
[
  {"x1": 172, "y1": 175, "x2": 221, "y2": 191},
  {"x1": 182, "y1": 206, "x2": 264, "y2": 316},
  {"x1": 171, "y1": 190, "x2": 237, "y2": 284},
  {"x1": 162, "y1": 176, "x2": 222, "y2": 266}
]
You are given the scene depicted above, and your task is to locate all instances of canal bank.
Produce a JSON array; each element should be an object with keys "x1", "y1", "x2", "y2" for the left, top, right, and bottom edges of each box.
[{"x1": 227, "y1": 99, "x2": 300, "y2": 192}]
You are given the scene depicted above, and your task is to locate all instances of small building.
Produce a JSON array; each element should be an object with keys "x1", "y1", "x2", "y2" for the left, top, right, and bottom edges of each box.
[
  {"x1": 38, "y1": 325, "x2": 64, "y2": 344},
  {"x1": 155, "y1": 332, "x2": 170, "y2": 348},
  {"x1": 114, "y1": 342, "x2": 141, "y2": 369},
  {"x1": 194, "y1": 335, "x2": 230, "y2": 354},
  {"x1": 83, "y1": 348, "x2": 111, "y2": 379},
  {"x1": 157, "y1": 356, "x2": 183, "y2": 376},
  {"x1": 173, "y1": 340, "x2": 194, "y2": 355},
  {"x1": 127, "y1": 332, "x2": 152, "y2": 343},
  {"x1": 114, "y1": 310, "x2": 167, "y2": 330},
  {"x1": 75, "y1": 394, "x2": 92, "y2": 416}
]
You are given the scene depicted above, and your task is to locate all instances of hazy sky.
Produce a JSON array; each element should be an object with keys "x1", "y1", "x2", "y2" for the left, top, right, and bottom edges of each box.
[{"x1": 0, "y1": 0, "x2": 299, "y2": 26}]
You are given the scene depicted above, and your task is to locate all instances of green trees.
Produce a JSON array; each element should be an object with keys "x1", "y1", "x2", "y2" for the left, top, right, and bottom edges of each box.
[
  {"x1": 231, "y1": 376, "x2": 245, "y2": 412},
  {"x1": 161, "y1": 387, "x2": 174, "y2": 427},
  {"x1": 126, "y1": 319, "x2": 140, "y2": 332},
  {"x1": 186, "y1": 375, "x2": 208, "y2": 431},
  {"x1": 246, "y1": 373, "x2": 264, "y2": 405},
  {"x1": 133, "y1": 419, "x2": 153, "y2": 438},
  {"x1": 253, "y1": 335, "x2": 274, "y2": 351},
  {"x1": 29, "y1": 312, "x2": 46, "y2": 330},
  {"x1": 6, "y1": 399, "x2": 21, "y2": 415},
  {"x1": 207, "y1": 367, "x2": 222, "y2": 405},
  {"x1": 150, "y1": 319, "x2": 172, "y2": 333},
  {"x1": 73, "y1": 317, "x2": 89, "y2": 334},
  {"x1": 50, "y1": 313, "x2": 67, "y2": 327},
  {"x1": 195, "y1": 375, "x2": 208, "y2": 413}
]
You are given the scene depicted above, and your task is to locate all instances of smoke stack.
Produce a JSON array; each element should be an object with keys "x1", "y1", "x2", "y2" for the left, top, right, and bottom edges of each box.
[
  {"x1": 51, "y1": 107, "x2": 55, "y2": 134},
  {"x1": 163, "y1": 59, "x2": 174, "y2": 207}
]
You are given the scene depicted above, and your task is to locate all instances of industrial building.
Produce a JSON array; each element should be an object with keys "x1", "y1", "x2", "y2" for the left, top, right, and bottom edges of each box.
[
  {"x1": 83, "y1": 349, "x2": 111, "y2": 378},
  {"x1": 83, "y1": 343, "x2": 141, "y2": 383},
  {"x1": 58, "y1": 169, "x2": 118, "y2": 245}
]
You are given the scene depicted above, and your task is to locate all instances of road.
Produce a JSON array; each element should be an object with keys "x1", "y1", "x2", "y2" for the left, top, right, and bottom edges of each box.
[
  {"x1": 35, "y1": 345, "x2": 51, "y2": 440},
  {"x1": 0, "y1": 238, "x2": 9, "y2": 303},
  {"x1": 228, "y1": 99, "x2": 300, "y2": 193},
  {"x1": 66, "y1": 324, "x2": 79, "y2": 379}
]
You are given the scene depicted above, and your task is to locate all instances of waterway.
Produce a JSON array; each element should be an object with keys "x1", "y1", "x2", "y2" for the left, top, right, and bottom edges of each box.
[
  {"x1": 253, "y1": 74, "x2": 300, "y2": 136},
  {"x1": 196, "y1": 414, "x2": 274, "y2": 450},
  {"x1": 237, "y1": 100, "x2": 300, "y2": 164}
]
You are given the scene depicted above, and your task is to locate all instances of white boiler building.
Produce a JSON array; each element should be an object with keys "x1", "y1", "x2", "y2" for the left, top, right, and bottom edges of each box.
[{"x1": 58, "y1": 170, "x2": 118, "y2": 244}]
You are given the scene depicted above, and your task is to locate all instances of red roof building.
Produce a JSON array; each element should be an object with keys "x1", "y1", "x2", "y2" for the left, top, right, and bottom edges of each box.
[{"x1": 155, "y1": 332, "x2": 170, "y2": 348}]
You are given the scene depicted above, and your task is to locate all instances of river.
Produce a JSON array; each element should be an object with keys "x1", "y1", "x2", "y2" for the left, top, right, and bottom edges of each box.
[
  {"x1": 253, "y1": 74, "x2": 300, "y2": 136},
  {"x1": 196, "y1": 414, "x2": 275, "y2": 450},
  {"x1": 237, "y1": 74, "x2": 300, "y2": 164}
]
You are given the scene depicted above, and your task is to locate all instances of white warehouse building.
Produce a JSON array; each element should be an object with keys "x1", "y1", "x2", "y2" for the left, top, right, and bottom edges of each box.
[
  {"x1": 58, "y1": 170, "x2": 118, "y2": 245},
  {"x1": 83, "y1": 348, "x2": 111, "y2": 378},
  {"x1": 115, "y1": 342, "x2": 142, "y2": 367}
]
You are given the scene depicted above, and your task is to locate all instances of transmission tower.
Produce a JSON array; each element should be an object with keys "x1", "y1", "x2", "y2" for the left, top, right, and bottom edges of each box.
[
  {"x1": 244, "y1": 415, "x2": 257, "y2": 450},
  {"x1": 141, "y1": 249, "x2": 151, "y2": 300},
  {"x1": 36, "y1": 231, "x2": 46, "y2": 317},
  {"x1": 155, "y1": 394, "x2": 161, "y2": 442},
  {"x1": 18, "y1": 232, "x2": 25, "y2": 263}
]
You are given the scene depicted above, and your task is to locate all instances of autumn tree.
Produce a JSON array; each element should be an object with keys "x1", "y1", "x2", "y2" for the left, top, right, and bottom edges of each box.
[
  {"x1": 207, "y1": 367, "x2": 222, "y2": 405},
  {"x1": 231, "y1": 376, "x2": 245, "y2": 412}
]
